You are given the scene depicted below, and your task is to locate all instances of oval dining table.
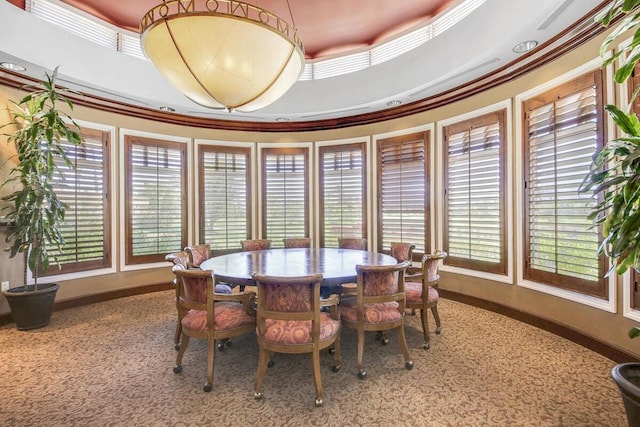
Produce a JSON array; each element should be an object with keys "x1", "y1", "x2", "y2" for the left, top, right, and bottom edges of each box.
[{"x1": 199, "y1": 247, "x2": 398, "y2": 289}]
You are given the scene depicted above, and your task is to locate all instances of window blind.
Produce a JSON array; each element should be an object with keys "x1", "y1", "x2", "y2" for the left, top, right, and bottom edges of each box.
[
  {"x1": 44, "y1": 128, "x2": 110, "y2": 275},
  {"x1": 200, "y1": 146, "x2": 251, "y2": 249},
  {"x1": 319, "y1": 144, "x2": 366, "y2": 248},
  {"x1": 262, "y1": 148, "x2": 308, "y2": 247},
  {"x1": 443, "y1": 111, "x2": 506, "y2": 274},
  {"x1": 126, "y1": 137, "x2": 186, "y2": 264},
  {"x1": 377, "y1": 132, "x2": 429, "y2": 255},
  {"x1": 524, "y1": 70, "x2": 606, "y2": 297}
]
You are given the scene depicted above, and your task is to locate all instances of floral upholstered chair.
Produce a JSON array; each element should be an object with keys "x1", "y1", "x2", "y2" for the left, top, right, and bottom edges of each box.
[
  {"x1": 252, "y1": 273, "x2": 341, "y2": 407},
  {"x1": 283, "y1": 237, "x2": 311, "y2": 248},
  {"x1": 240, "y1": 239, "x2": 272, "y2": 251},
  {"x1": 337, "y1": 237, "x2": 367, "y2": 250},
  {"x1": 184, "y1": 244, "x2": 211, "y2": 268},
  {"x1": 165, "y1": 251, "x2": 191, "y2": 350},
  {"x1": 405, "y1": 251, "x2": 447, "y2": 350},
  {"x1": 339, "y1": 261, "x2": 413, "y2": 379},
  {"x1": 172, "y1": 267, "x2": 256, "y2": 392}
]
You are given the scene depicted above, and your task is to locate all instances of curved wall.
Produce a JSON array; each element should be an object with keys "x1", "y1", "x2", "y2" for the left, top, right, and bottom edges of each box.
[{"x1": 1, "y1": 26, "x2": 639, "y2": 359}]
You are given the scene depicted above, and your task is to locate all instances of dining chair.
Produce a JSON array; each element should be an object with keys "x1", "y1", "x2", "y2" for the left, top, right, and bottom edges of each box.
[
  {"x1": 252, "y1": 273, "x2": 341, "y2": 407},
  {"x1": 240, "y1": 239, "x2": 272, "y2": 251},
  {"x1": 283, "y1": 237, "x2": 311, "y2": 248},
  {"x1": 337, "y1": 237, "x2": 367, "y2": 250},
  {"x1": 184, "y1": 244, "x2": 211, "y2": 268},
  {"x1": 390, "y1": 242, "x2": 421, "y2": 317},
  {"x1": 337, "y1": 237, "x2": 368, "y2": 297},
  {"x1": 339, "y1": 261, "x2": 413, "y2": 379},
  {"x1": 405, "y1": 250, "x2": 447, "y2": 350},
  {"x1": 165, "y1": 251, "x2": 191, "y2": 350},
  {"x1": 172, "y1": 267, "x2": 256, "y2": 392}
]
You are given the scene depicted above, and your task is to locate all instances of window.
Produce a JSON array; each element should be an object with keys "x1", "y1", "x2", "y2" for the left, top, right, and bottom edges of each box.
[
  {"x1": 319, "y1": 143, "x2": 367, "y2": 248},
  {"x1": 377, "y1": 131, "x2": 429, "y2": 257},
  {"x1": 443, "y1": 110, "x2": 507, "y2": 274},
  {"x1": 199, "y1": 145, "x2": 251, "y2": 250},
  {"x1": 262, "y1": 147, "x2": 309, "y2": 246},
  {"x1": 523, "y1": 70, "x2": 607, "y2": 298},
  {"x1": 125, "y1": 136, "x2": 187, "y2": 264},
  {"x1": 43, "y1": 127, "x2": 111, "y2": 275}
]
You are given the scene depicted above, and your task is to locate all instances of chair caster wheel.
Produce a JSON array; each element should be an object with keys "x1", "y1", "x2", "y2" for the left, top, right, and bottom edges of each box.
[
  {"x1": 225, "y1": 339, "x2": 232, "y2": 347},
  {"x1": 315, "y1": 398, "x2": 324, "y2": 407},
  {"x1": 254, "y1": 391, "x2": 263, "y2": 401},
  {"x1": 423, "y1": 342, "x2": 430, "y2": 350},
  {"x1": 374, "y1": 332, "x2": 381, "y2": 341},
  {"x1": 331, "y1": 364, "x2": 341, "y2": 373},
  {"x1": 174, "y1": 344, "x2": 180, "y2": 351},
  {"x1": 173, "y1": 365, "x2": 182, "y2": 374},
  {"x1": 267, "y1": 360, "x2": 274, "y2": 368},
  {"x1": 217, "y1": 343, "x2": 225, "y2": 351},
  {"x1": 328, "y1": 347, "x2": 335, "y2": 354},
  {"x1": 357, "y1": 370, "x2": 367, "y2": 380},
  {"x1": 203, "y1": 383, "x2": 212, "y2": 392},
  {"x1": 435, "y1": 327, "x2": 442, "y2": 335},
  {"x1": 405, "y1": 361, "x2": 414, "y2": 370},
  {"x1": 381, "y1": 337, "x2": 389, "y2": 345}
]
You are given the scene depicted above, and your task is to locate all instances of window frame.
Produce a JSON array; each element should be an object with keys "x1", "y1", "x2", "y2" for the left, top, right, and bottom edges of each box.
[
  {"x1": 441, "y1": 109, "x2": 507, "y2": 275},
  {"x1": 123, "y1": 134, "x2": 188, "y2": 266},
  {"x1": 318, "y1": 142, "x2": 367, "y2": 248}
]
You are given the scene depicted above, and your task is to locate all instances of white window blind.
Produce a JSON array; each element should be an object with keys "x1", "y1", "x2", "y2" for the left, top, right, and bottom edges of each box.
[
  {"x1": 378, "y1": 133, "x2": 429, "y2": 254},
  {"x1": 126, "y1": 137, "x2": 186, "y2": 263},
  {"x1": 200, "y1": 147, "x2": 250, "y2": 249},
  {"x1": 44, "y1": 128, "x2": 110, "y2": 274},
  {"x1": 263, "y1": 148, "x2": 308, "y2": 247},
  {"x1": 524, "y1": 71, "x2": 605, "y2": 296},
  {"x1": 444, "y1": 111, "x2": 505, "y2": 274},
  {"x1": 320, "y1": 144, "x2": 366, "y2": 248}
]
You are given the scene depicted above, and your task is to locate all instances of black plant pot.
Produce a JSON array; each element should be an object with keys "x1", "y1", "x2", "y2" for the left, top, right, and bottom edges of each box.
[
  {"x1": 612, "y1": 363, "x2": 640, "y2": 427},
  {"x1": 2, "y1": 283, "x2": 59, "y2": 330}
]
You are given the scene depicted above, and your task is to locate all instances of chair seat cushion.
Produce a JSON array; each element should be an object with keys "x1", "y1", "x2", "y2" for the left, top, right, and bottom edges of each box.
[
  {"x1": 182, "y1": 302, "x2": 254, "y2": 332},
  {"x1": 405, "y1": 283, "x2": 439, "y2": 304},
  {"x1": 263, "y1": 314, "x2": 340, "y2": 345},
  {"x1": 339, "y1": 299, "x2": 401, "y2": 324}
]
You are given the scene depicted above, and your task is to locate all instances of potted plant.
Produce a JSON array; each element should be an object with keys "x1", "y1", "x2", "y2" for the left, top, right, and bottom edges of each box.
[
  {"x1": 1, "y1": 66, "x2": 81, "y2": 330},
  {"x1": 581, "y1": 1, "x2": 640, "y2": 425}
]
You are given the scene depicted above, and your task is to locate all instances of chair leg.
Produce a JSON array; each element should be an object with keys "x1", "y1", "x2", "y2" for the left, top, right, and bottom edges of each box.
[
  {"x1": 395, "y1": 325, "x2": 414, "y2": 370},
  {"x1": 356, "y1": 328, "x2": 366, "y2": 379},
  {"x1": 431, "y1": 305, "x2": 442, "y2": 334},
  {"x1": 331, "y1": 335, "x2": 341, "y2": 373},
  {"x1": 203, "y1": 335, "x2": 215, "y2": 392},
  {"x1": 254, "y1": 347, "x2": 269, "y2": 400},
  {"x1": 174, "y1": 317, "x2": 182, "y2": 351},
  {"x1": 420, "y1": 308, "x2": 430, "y2": 350},
  {"x1": 173, "y1": 334, "x2": 190, "y2": 374},
  {"x1": 311, "y1": 350, "x2": 324, "y2": 407}
]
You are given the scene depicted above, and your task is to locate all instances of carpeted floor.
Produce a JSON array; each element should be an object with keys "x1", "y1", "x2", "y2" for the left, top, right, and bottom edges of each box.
[{"x1": 0, "y1": 290, "x2": 627, "y2": 426}]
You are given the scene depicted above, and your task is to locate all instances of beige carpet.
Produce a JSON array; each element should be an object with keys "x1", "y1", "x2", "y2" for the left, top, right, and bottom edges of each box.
[{"x1": 0, "y1": 290, "x2": 627, "y2": 426}]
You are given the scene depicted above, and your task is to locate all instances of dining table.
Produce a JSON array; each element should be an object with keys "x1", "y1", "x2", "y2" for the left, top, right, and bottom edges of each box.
[{"x1": 199, "y1": 247, "x2": 398, "y2": 289}]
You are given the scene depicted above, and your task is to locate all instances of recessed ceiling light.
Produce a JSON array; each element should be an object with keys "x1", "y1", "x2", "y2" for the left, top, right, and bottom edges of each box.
[
  {"x1": 275, "y1": 117, "x2": 290, "y2": 122},
  {"x1": 159, "y1": 106, "x2": 175, "y2": 112},
  {"x1": 386, "y1": 100, "x2": 402, "y2": 107},
  {"x1": 0, "y1": 62, "x2": 26, "y2": 72},
  {"x1": 512, "y1": 40, "x2": 538, "y2": 54}
]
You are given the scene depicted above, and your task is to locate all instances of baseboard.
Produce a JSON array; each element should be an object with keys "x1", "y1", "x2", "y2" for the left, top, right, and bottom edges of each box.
[
  {"x1": 439, "y1": 289, "x2": 639, "y2": 364},
  {"x1": 0, "y1": 282, "x2": 172, "y2": 327}
]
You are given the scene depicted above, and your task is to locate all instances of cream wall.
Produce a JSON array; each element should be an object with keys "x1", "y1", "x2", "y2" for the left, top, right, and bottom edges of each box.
[{"x1": 1, "y1": 29, "x2": 639, "y2": 358}]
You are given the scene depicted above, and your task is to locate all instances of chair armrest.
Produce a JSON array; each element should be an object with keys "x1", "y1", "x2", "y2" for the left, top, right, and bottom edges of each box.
[
  {"x1": 214, "y1": 291, "x2": 257, "y2": 314},
  {"x1": 320, "y1": 294, "x2": 339, "y2": 307},
  {"x1": 405, "y1": 267, "x2": 423, "y2": 282}
]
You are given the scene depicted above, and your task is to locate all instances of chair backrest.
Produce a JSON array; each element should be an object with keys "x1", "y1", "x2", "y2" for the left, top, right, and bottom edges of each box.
[
  {"x1": 165, "y1": 251, "x2": 190, "y2": 268},
  {"x1": 252, "y1": 273, "x2": 324, "y2": 342},
  {"x1": 184, "y1": 244, "x2": 211, "y2": 267},
  {"x1": 356, "y1": 261, "x2": 410, "y2": 297},
  {"x1": 422, "y1": 250, "x2": 447, "y2": 283},
  {"x1": 337, "y1": 237, "x2": 367, "y2": 250},
  {"x1": 390, "y1": 242, "x2": 415, "y2": 263},
  {"x1": 283, "y1": 237, "x2": 311, "y2": 248},
  {"x1": 172, "y1": 266, "x2": 212, "y2": 306},
  {"x1": 240, "y1": 239, "x2": 272, "y2": 251}
]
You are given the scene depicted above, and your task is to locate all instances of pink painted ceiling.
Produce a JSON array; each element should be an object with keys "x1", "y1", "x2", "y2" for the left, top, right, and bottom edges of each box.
[{"x1": 47, "y1": 0, "x2": 455, "y2": 59}]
